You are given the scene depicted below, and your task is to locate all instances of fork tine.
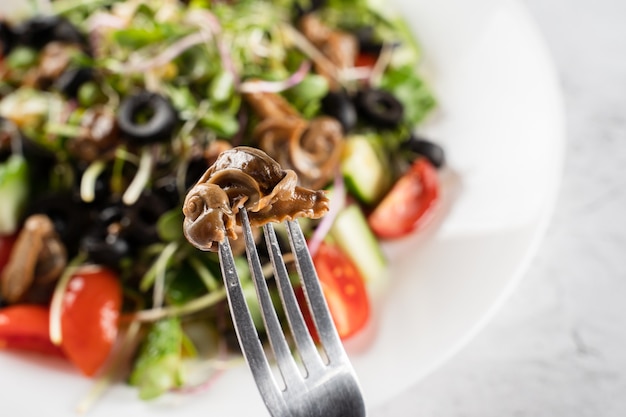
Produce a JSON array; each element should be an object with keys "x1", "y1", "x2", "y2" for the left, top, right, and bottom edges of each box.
[
  {"x1": 263, "y1": 223, "x2": 324, "y2": 375},
  {"x1": 239, "y1": 209, "x2": 303, "y2": 388},
  {"x1": 222, "y1": 213, "x2": 366, "y2": 417},
  {"x1": 285, "y1": 220, "x2": 346, "y2": 364},
  {"x1": 217, "y1": 237, "x2": 283, "y2": 409}
]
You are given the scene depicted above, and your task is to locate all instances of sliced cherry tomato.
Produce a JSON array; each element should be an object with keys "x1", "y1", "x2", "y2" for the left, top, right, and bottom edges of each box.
[
  {"x1": 368, "y1": 157, "x2": 439, "y2": 239},
  {"x1": 0, "y1": 234, "x2": 17, "y2": 274},
  {"x1": 60, "y1": 266, "x2": 122, "y2": 376},
  {"x1": 299, "y1": 242, "x2": 370, "y2": 340},
  {"x1": 355, "y1": 52, "x2": 378, "y2": 68},
  {"x1": 0, "y1": 305, "x2": 64, "y2": 356}
]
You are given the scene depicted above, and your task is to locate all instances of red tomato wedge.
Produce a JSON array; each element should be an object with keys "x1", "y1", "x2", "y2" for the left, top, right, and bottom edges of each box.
[
  {"x1": 368, "y1": 157, "x2": 439, "y2": 239},
  {"x1": 299, "y1": 242, "x2": 370, "y2": 341},
  {"x1": 0, "y1": 305, "x2": 64, "y2": 356},
  {"x1": 60, "y1": 266, "x2": 122, "y2": 376},
  {"x1": 355, "y1": 52, "x2": 378, "y2": 68}
]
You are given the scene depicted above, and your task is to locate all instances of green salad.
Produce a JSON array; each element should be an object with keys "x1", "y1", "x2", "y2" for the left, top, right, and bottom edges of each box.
[{"x1": 0, "y1": 0, "x2": 442, "y2": 404}]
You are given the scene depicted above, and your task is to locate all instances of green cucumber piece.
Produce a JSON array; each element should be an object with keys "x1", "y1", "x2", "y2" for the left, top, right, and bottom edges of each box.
[
  {"x1": 129, "y1": 317, "x2": 184, "y2": 400},
  {"x1": 0, "y1": 155, "x2": 29, "y2": 235},
  {"x1": 330, "y1": 204, "x2": 387, "y2": 287},
  {"x1": 341, "y1": 135, "x2": 391, "y2": 205}
]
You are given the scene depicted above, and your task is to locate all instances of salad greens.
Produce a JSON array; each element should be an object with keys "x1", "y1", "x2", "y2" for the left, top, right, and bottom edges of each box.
[{"x1": 0, "y1": 0, "x2": 440, "y2": 404}]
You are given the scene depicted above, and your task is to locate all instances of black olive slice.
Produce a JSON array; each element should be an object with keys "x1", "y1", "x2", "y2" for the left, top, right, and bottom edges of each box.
[
  {"x1": 154, "y1": 177, "x2": 181, "y2": 209},
  {"x1": 0, "y1": 21, "x2": 15, "y2": 55},
  {"x1": 15, "y1": 16, "x2": 85, "y2": 49},
  {"x1": 125, "y1": 192, "x2": 169, "y2": 245},
  {"x1": 403, "y1": 134, "x2": 446, "y2": 168},
  {"x1": 117, "y1": 91, "x2": 178, "y2": 144},
  {"x1": 98, "y1": 204, "x2": 125, "y2": 226},
  {"x1": 321, "y1": 90, "x2": 357, "y2": 133},
  {"x1": 81, "y1": 233, "x2": 131, "y2": 269},
  {"x1": 355, "y1": 88, "x2": 404, "y2": 129},
  {"x1": 80, "y1": 203, "x2": 131, "y2": 268},
  {"x1": 54, "y1": 67, "x2": 93, "y2": 98}
]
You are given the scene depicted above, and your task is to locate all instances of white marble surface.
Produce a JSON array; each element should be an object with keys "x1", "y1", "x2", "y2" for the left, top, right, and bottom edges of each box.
[{"x1": 371, "y1": 0, "x2": 626, "y2": 416}]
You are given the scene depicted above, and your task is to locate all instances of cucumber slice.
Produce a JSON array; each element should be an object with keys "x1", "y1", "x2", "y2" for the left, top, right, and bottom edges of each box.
[
  {"x1": 341, "y1": 135, "x2": 391, "y2": 205},
  {"x1": 330, "y1": 204, "x2": 388, "y2": 290}
]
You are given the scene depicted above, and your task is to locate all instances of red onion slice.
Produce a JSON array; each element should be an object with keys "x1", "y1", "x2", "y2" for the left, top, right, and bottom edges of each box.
[{"x1": 238, "y1": 60, "x2": 312, "y2": 94}]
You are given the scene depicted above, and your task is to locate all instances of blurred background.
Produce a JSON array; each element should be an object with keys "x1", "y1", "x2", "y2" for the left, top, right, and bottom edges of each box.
[{"x1": 373, "y1": 0, "x2": 626, "y2": 415}]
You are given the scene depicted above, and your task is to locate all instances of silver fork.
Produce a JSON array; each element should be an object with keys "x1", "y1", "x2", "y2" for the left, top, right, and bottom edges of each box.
[{"x1": 217, "y1": 208, "x2": 366, "y2": 417}]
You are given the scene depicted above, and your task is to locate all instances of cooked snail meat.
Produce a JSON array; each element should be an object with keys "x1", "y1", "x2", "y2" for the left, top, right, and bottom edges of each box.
[{"x1": 183, "y1": 146, "x2": 329, "y2": 251}]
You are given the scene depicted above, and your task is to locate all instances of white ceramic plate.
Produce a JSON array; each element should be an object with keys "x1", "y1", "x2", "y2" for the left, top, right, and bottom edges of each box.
[{"x1": 0, "y1": 0, "x2": 565, "y2": 415}]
